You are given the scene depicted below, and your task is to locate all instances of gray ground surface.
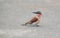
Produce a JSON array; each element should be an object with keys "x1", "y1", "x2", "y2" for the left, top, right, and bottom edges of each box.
[{"x1": 0, "y1": 0, "x2": 60, "y2": 38}]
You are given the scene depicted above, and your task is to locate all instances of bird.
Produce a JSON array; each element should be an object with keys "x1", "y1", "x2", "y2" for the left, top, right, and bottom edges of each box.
[{"x1": 22, "y1": 11, "x2": 42, "y2": 26}]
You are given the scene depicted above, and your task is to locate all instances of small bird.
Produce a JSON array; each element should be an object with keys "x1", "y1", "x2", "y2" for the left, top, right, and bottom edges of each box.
[{"x1": 23, "y1": 11, "x2": 42, "y2": 26}]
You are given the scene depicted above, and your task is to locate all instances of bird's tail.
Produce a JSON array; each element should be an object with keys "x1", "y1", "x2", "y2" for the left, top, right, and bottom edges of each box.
[{"x1": 25, "y1": 22, "x2": 32, "y2": 25}]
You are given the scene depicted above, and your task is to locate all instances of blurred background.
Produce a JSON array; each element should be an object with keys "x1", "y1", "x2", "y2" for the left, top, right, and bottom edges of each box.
[{"x1": 0, "y1": 0, "x2": 60, "y2": 38}]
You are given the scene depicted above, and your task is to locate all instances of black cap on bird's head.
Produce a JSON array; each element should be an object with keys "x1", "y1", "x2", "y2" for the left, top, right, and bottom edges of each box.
[{"x1": 32, "y1": 11, "x2": 42, "y2": 14}]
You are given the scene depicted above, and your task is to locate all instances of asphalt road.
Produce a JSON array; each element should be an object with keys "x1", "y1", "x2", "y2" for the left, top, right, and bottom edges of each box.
[{"x1": 0, "y1": 0, "x2": 60, "y2": 38}]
